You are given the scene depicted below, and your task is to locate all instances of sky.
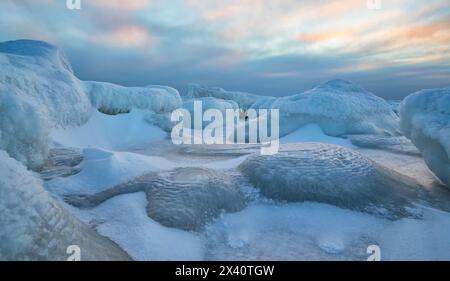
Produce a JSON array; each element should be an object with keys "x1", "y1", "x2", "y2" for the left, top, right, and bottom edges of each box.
[{"x1": 0, "y1": 0, "x2": 449, "y2": 99}]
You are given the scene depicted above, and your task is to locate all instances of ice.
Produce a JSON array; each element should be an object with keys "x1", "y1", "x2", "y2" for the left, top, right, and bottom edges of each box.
[
  {"x1": 145, "y1": 167, "x2": 246, "y2": 230},
  {"x1": 52, "y1": 109, "x2": 167, "y2": 150},
  {"x1": 203, "y1": 202, "x2": 450, "y2": 260},
  {"x1": 0, "y1": 40, "x2": 91, "y2": 169},
  {"x1": 45, "y1": 148, "x2": 175, "y2": 196},
  {"x1": 203, "y1": 202, "x2": 386, "y2": 260},
  {"x1": 2, "y1": 39, "x2": 450, "y2": 261},
  {"x1": 239, "y1": 143, "x2": 425, "y2": 219},
  {"x1": 39, "y1": 147, "x2": 83, "y2": 181},
  {"x1": 0, "y1": 40, "x2": 180, "y2": 170},
  {"x1": 400, "y1": 87, "x2": 450, "y2": 188},
  {"x1": 388, "y1": 100, "x2": 401, "y2": 116},
  {"x1": 187, "y1": 83, "x2": 276, "y2": 110},
  {"x1": 86, "y1": 81, "x2": 181, "y2": 115},
  {"x1": 271, "y1": 79, "x2": 400, "y2": 137},
  {"x1": 189, "y1": 80, "x2": 400, "y2": 138},
  {"x1": 0, "y1": 151, "x2": 130, "y2": 260},
  {"x1": 73, "y1": 192, "x2": 204, "y2": 261},
  {"x1": 183, "y1": 97, "x2": 240, "y2": 128}
]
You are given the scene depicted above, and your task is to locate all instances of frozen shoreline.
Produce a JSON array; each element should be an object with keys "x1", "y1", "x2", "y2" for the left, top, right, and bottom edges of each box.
[{"x1": 43, "y1": 117, "x2": 450, "y2": 261}]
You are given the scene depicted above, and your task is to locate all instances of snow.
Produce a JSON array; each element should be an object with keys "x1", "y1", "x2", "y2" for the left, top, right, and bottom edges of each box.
[
  {"x1": 400, "y1": 87, "x2": 450, "y2": 188},
  {"x1": 52, "y1": 109, "x2": 167, "y2": 150},
  {"x1": 74, "y1": 192, "x2": 204, "y2": 261},
  {"x1": 0, "y1": 150, "x2": 129, "y2": 260},
  {"x1": 280, "y1": 123, "x2": 354, "y2": 148},
  {"x1": 0, "y1": 40, "x2": 91, "y2": 169},
  {"x1": 46, "y1": 148, "x2": 175, "y2": 196},
  {"x1": 2, "y1": 39, "x2": 450, "y2": 261},
  {"x1": 188, "y1": 80, "x2": 400, "y2": 138},
  {"x1": 204, "y1": 202, "x2": 450, "y2": 260},
  {"x1": 348, "y1": 134, "x2": 420, "y2": 156},
  {"x1": 203, "y1": 202, "x2": 386, "y2": 260},
  {"x1": 0, "y1": 40, "x2": 181, "y2": 169},
  {"x1": 271, "y1": 79, "x2": 400, "y2": 137},
  {"x1": 86, "y1": 81, "x2": 182, "y2": 115}
]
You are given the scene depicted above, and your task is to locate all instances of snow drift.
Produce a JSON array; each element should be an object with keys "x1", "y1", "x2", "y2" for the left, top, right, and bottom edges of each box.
[
  {"x1": 0, "y1": 151, "x2": 130, "y2": 260},
  {"x1": 0, "y1": 40, "x2": 181, "y2": 169},
  {"x1": 400, "y1": 88, "x2": 450, "y2": 187},
  {"x1": 52, "y1": 109, "x2": 167, "y2": 150}
]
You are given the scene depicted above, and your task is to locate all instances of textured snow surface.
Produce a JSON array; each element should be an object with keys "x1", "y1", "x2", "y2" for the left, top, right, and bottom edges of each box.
[
  {"x1": 348, "y1": 134, "x2": 420, "y2": 156},
  {"x1": 204, "y1": 202, "x2": 450, "y2": 261},
  {"x1": 400, "y1": 88, "x2": 450, "y2": 187},
  {"x1": 0, "y1": 151, "x2": 129, "y2": 260},
  {"x1": 239, "y1": 143, "x2": 424, "y2": 219},
  {"x1": 145, "y1": 167, "x2": 246, "y2": 231},
  {"x1": 73, "y1": 192, "x2": 204, "y2": 261}
]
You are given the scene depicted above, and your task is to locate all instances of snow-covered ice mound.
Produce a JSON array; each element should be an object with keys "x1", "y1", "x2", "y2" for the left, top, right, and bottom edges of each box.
[
  {"x1": 86, "y1": 81, "x2": 181, "y2": 115},
  {"x1": 239, "y1": 143, "x2": 424, "y2": 219},
  {"x1": 0, "y1": 40, "x2": 181, "y2": 169},
  {"x1": 188, "y1": 80, "x2": 399, "y2": 138},
  {"x1": 270, "y1": 80, "x2": 400, "y2": 137},
  {"x1": 187, "y1": 84, "x2": 276, "y2": 110},
  {"x1": 183, "y1": 97, "x2": 240, "y2": 129},
  {"x1": 146, "y1": 167, "x2": 246, "y2": 231},
  {"x1": 400, "y1": 88, "x2": 450, "y2": 188},
  {"x1": 0, "y1": 40, "x2": 91, "y2": 169},
  {"x1": 0, "y1": 151, "x2": 130, "y2": 260},
  {"x1": 65, "y1": 167, "x2": 246, "y2": 231}
]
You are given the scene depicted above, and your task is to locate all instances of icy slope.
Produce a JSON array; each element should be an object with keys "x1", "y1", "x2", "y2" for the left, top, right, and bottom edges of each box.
[
  {"x1": 400, "y1": 88, "x2": 450, "y2": 187},
  {"x1": 0, "y1": 40, "x2": 91, "y2": 169},
  {"x1": 0, "y1": 40, "x2": 181, "y2": 169},
  {"x1": 0, "y1": 151, "x2": 130, "y2": 260}
]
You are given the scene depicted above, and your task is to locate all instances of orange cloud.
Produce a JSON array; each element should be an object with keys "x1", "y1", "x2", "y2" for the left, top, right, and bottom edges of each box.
[
  {"x1": 89, "y1": 0, "x2": 150, "y2": 11},
  {"x1": 95, "y1": 25, "x2": 154, "y2": 48}
]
